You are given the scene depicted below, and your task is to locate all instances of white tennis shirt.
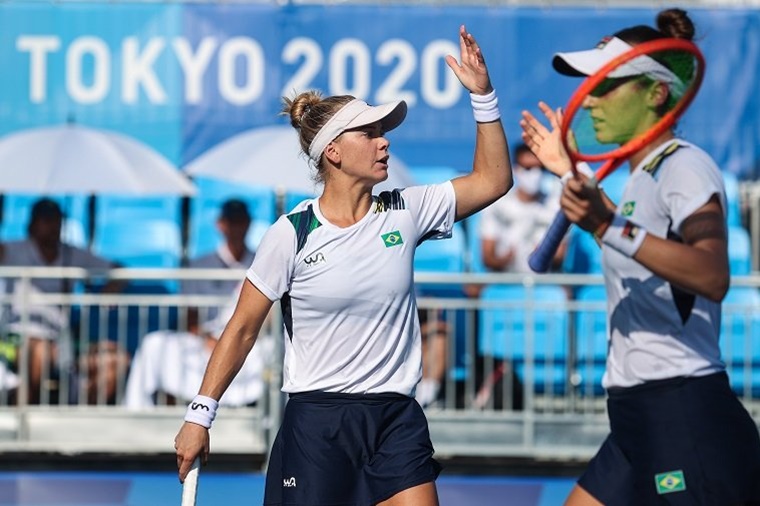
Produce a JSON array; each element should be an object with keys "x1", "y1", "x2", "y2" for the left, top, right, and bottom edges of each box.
[
  {"x1": 246, "y1": 183, "x2": 456, "y2": 396},
  {"x1": 602, "y1": 139, "x2": 727, "y2": 389}
]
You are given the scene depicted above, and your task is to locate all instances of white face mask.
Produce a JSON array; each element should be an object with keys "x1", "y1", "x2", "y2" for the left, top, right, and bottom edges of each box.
[{"x1": 516, "y1": 167, "x2": 543, "y2": 196}]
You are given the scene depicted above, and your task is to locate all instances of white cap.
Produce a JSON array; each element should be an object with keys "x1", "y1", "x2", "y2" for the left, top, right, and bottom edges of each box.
[
  {"x1": 553, "y1": 36, "x2": 685, "y2": 96},
  {"x1": 308, "y1": 99, "x2": 407, "y2": 162}
]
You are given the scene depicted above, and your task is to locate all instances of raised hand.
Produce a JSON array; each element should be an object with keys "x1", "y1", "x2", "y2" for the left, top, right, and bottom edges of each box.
[
  {"x1": 445, "y1": 25, "x2": 493, "y2": 96},
  {"x1": 520, "y1": 102, "x2": 573, "y2": 177}
]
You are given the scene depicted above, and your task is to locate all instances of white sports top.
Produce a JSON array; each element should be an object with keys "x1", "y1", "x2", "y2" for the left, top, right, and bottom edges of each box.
[
  {"x1": 603, "y1": 140, "x2": 727, "y2": 389},
  {"x1": 246, "y1": 182, "x2": 456, "y2": 396}
]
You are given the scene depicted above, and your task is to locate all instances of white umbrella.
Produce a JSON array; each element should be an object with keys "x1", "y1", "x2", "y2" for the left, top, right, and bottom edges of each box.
[
  {"x1": 0, "y1": 123, "x2": 196, "y2": 196},
  {"x1": 184, "y1": 125, "x2": 416, "y2": 196}
]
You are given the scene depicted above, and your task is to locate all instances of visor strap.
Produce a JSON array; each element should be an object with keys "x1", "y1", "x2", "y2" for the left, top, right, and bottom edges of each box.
[{"x1": 470, "y1": 89, "x2": 500, "y2": 123}]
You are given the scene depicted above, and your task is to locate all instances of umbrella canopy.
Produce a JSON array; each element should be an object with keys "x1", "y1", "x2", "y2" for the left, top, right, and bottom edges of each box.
[
  {"x1": 184, "y1": 125, "x2": 416, "y2": 195},
  {"x1": 0, "y1": 124, "x2": 196, "y2": 196}
]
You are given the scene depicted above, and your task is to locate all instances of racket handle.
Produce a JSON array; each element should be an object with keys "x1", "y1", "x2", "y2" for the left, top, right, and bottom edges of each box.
[
  {"x1": 528, "y1": 211, "x2": 572, "y2": 273},
  {"x1": 181, "y1": 457, "x2": 201, "y2": 506}
]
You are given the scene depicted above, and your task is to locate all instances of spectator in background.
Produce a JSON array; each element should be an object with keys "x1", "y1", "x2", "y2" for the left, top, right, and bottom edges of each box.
[
  {"x1": 124, "y1": 199, "x2": 263, "y2": 409},
  {"x1": 0, "y1": 198, "x2": 128, "y2": 405},
  {"x1": 479, "y1": 143, "x2": 566, "y2": 273},
  {"x1": 182, "y1": 198, "x2": 256, "y2": 329},
  {"x1": 124, "y1": 282, "x2": 271, "y2": 409}
]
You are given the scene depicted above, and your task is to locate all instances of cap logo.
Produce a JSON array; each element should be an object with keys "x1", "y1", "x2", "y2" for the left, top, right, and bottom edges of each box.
[{"x1": 596, "y1": 36, "x2": 613, "y2": 49}]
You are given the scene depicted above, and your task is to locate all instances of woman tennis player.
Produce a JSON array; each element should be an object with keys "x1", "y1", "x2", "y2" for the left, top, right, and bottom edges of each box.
[
  {"x1": 174, "y1": 25, "x2": 512, "y2": 506},
  {"x1": 521, "y1": 8, "x2": 760, "y2": 506}
]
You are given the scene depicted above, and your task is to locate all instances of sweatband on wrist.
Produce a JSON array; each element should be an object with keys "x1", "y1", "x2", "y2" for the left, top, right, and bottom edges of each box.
[
  {"x1": 184, "y1": 395, "x2": 219, "y2": 429},
  {"x1": 561, "y1": 162, "x2": 595, "y2": 185},
  {"x1": 600, "y1": 214, "x2": 647, "y2": 258},
  {"x1": 470, "y1": 90, "x2": 500, "y2": 123}
]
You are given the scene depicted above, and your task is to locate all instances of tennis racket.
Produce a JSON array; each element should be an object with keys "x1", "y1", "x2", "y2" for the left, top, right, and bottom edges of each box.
[
  {"x1": 181, "y1": 457, "x2": 201, "y2": 506},
  {"x1": 528, "y1": 38, "x2": 705, "y2": 273}
]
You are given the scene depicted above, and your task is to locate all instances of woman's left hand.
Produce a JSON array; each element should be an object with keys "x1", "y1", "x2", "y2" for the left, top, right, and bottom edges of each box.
[
  {"x1": 561, "y1": 173, "x2": 614, "y2": 234},
  {"x1": 445, "y1": 25, "x2": 493, "y2": 95}
]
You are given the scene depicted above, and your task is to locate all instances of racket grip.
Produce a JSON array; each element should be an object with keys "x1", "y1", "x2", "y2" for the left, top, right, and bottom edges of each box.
[
  {"x1": 528, "y1": 211, "x2": 572, "y2": 273},
  {"x1": 181, "y1": 457, "x2": 201, "y2": 506}
]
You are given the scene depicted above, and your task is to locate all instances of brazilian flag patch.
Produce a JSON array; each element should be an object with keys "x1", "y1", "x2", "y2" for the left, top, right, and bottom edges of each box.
[
  {"x1": 381, "y1": 230, "x2": 403, "y2": 248},
  {"x1": 655, "y1": 470, "x2": 686, "y2": 494},
  {"x1": 621, "y1": 201, "x2": 636, "y2": 217}
]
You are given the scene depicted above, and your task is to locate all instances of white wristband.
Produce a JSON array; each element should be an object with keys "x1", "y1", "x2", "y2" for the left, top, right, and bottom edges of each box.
[
  {"x1": 184, "y1": 395, "x2": 219, "y2": 429},
  {"x1": 600, "y1": 214, "x2": 647, "y2": 258},
  {"x1": 561, "y1": 162, "x2": 594, "y2": 185},
  {"x1": 470, "y1": 90, "x2": 500, "y2": 123}
]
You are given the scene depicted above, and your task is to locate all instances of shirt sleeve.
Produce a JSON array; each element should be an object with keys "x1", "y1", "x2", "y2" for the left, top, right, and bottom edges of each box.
[
  {"x1": 657, "y1": 149, "x2": 727, "y2": 234},
  {"x1": 245, "y1": 218, "x2": 297, "y2": 302},
  {"x1": 400, "y1": 182, "x2": 456, "y2": 241}
]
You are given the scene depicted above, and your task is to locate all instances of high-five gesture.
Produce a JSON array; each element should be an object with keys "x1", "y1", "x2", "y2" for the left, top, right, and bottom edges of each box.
[
  {"x1": 520, "y1": 102, "x2": 573, "y2": 178},
  {"x1": 445, "y1": 25, "x2": 493, "y2": 96}
]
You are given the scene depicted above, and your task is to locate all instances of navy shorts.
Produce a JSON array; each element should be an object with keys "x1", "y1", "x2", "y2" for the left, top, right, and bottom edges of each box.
[
  {"x1": 263, "y1": 391, "x2": 441, "y2": 506},
  {"x1": 579, "y1": 372, "x2": 760, "y2": 505}
]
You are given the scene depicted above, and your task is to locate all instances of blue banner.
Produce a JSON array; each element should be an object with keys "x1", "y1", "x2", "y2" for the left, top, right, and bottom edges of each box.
[{"x1": 1, "y1": 3, "x2": 759, "y2": 178}]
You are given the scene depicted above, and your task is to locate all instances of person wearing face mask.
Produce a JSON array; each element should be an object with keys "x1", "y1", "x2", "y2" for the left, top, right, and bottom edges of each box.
[{"x1": 479, "y1": 143, "x2": 566, "y2": 273}]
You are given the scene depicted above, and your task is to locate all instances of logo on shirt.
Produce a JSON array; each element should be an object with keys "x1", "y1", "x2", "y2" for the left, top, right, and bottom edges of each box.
[
  {"x1": 304, "y1": 253, "x2": 326, "y2": 266},
  {"x1": 283, "y1": 477, "x2": 297, "y2": 488},
  {"x1": 654, "y1": 470, "x2": 686, "y2": 494},
  {"x1": 621, "y1": 201, "x2": 636, "y2": 217},
  {"x1": 381, "y1": 231, "x2": 403, "y2": 248}
]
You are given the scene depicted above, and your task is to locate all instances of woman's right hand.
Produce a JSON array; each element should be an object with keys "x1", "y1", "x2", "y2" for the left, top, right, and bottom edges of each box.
[
  {"x1": 520, "y1": 102, "x2": 573, "y2": 178},
  {"x1": 175, "y1": 422, "x2": 209, "y2": 483}
]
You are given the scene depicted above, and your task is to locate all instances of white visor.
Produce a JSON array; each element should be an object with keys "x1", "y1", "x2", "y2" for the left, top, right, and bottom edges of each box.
[
  {"x1": 553, "y1": 37, "x2": 685, "y2": 97},
  {"x1": 308, "y1": 99, "x2": 407, "y2": 162}
]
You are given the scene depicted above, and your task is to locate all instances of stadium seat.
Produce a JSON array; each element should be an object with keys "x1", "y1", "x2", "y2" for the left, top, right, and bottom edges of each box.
[
  {"x1": 723, "y1": 171, "x2": 742, "y2": 228},
  {"x1": 414, "y1": 222, "x2": 467, "y2": 274},
  {"x1": 573, "y1": 284, "x2": 608, "y2": 396},
  {"x1": 94, "y1": 194, "x2": 182, "y2": 228},
  {"x1": 478, "y1": 284, "x2": 569, "y2": 394},
  {"x1": 562, "y1": 227, "x2": 603, "y2": 274},
  {"x1": 721, "y1": 287, "x2": 760, "y2": 396},
  {"x1": 92, "y1": 218, "x2": 182, "y2": 287},
  {"x1": 188, "y1": 177, "x2": 276, "y2": 258},
  {"x1": 462, "y1": 213, "x2": 487, "y2": 273},
  {"x1": 728, "y1": 225, "x2": 752, "y2": 276}
]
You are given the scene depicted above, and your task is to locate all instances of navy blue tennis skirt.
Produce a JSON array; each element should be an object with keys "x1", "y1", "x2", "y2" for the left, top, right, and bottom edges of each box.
[
  {"x1": 579, "y1": 372, "x2": 760, "y2": 505},
  {"x1": 263, "y1": 391, "x2": 441, "y2": 506}
]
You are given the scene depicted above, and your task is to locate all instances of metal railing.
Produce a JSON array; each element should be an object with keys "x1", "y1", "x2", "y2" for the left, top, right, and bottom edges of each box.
[{"x1": 1, "y1": 267, "x2": 759, "y2": 462}]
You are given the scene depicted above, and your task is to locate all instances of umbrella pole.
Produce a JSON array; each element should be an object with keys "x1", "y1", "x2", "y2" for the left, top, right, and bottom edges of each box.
[
  {"x1": 275, "y1": 187, "x2": 286, "y2": 217},
  {"x1": 87, "y1": 194, "x2": 96, "y2": 250}
]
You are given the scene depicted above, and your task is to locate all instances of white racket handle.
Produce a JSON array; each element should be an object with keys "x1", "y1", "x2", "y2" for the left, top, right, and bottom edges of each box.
[{"x1": 181, "y1": 457, "x2": 201, "y2": 506}]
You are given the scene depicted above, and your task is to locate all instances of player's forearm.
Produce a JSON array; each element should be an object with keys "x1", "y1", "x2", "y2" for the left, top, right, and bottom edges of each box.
[
  {"x1": 634, "y1": 236, "x2": 729, "y2": 302},
  {"x1": 473, "y1": 121, "x2": 512, "y2": 197},
  {"x1": 198, "y1": 327, "x2": 257, "y2": 401}
]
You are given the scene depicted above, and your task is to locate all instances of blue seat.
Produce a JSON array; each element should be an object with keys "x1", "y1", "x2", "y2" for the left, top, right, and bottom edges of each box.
[
  {"x1": 94, "y1": 219, "x2": 182, "y2": 267},
  {"x1": 188, "y1": 177, "x2": 276, "y2": 257},
  {"x1": 463, "y1": 213, "x2": 487, "y2": 273},
  {"x1": 728, "y1": 225, "x2": 752, "y2": 276},
  {"x1": 1, "y1": 193, "x2": 89, "y2": 247},
  {"x1": 95, "y1": 194, "x2": 181, "y2": 227},
  {"x1": 562, "y1": 227, "x2": 603, "y2": 274},
  {"x1": 414, "y1": 222, "x2": 467, "y2": 274},
  {"x1": 721, "y1": 287, "x2": 760, "y2": 396},
  {"x1": 723, "y1": 171, "x2": 742, "y2": 228},
  {"x1": 573, "y1": 285, "x2": 608, "y2": 395},
  {"x1": 478, "y1": 284, "x2": 569, "y2": 393}
]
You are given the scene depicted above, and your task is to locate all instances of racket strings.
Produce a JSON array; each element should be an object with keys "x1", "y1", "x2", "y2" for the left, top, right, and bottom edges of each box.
[{"x1": 566, "y1": 46, "x2": 702, "y2": 163}]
